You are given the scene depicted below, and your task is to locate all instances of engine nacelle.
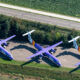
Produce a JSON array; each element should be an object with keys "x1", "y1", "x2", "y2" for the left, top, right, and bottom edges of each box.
[
  {"x1": 2, "y1": 42, "x2": 8, "y2": 48},
  {"x1": 3, "y1": 42, "x2": 8, "y2": 46},
  {"x1": 49, "y1": 49, "x2": 57, "y2": 54}
]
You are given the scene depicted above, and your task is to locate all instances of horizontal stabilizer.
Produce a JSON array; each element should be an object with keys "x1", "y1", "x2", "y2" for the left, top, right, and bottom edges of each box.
[
  {"x1": 22, "y1": 30, "x2": 35, "y2": 36},
  {"x1": 68, "y1": 36, "x2": 80, "y2": 43}
]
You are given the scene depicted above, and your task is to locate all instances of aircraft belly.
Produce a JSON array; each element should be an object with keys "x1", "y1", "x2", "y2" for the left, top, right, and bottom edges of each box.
[
  {"x1": 0, "y1": 48, "x2": 12, "y2": 60},
  {"x1": 0, "y1": 48, "x2": 6, "y2": 55},
  {"x1": 45, "y1": 53, "x2": 61, "y2": 67}
]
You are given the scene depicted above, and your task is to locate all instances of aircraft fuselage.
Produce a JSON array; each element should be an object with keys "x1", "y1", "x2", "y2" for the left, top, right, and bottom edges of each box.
[{"x1": 0, "y1": 47, "x2": 13, "y2": 60}]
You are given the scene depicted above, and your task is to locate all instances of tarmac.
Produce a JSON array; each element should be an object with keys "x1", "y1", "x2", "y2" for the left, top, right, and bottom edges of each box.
[{"x1": 4, "y1": 41, "x2": 80, "y2": 68}]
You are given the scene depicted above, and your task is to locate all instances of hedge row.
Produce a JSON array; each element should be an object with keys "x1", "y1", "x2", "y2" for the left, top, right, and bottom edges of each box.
[{"x1": 0, "y1": 15, "x2": 80, "y2": 47}]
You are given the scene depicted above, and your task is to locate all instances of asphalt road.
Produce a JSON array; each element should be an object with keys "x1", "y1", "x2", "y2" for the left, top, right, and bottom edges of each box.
[{"x1": 0, "y1": 7, "x2": 80, "y2": 30}]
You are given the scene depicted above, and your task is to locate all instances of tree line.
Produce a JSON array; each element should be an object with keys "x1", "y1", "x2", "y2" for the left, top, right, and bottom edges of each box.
[{"x1": 0, "y1": 15, "x2": 80, "y2": 47}]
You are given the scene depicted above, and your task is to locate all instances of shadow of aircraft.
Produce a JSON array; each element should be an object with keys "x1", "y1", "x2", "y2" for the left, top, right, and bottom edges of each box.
[
  {"x1": 10, "y1": 44, "x2": 36, "y2": 53},
  {"x1": 21, "y1": 56, "x2": 59, "y2": 68},
  {"x1": 61, "y1": 47, "x2": 70, "y2": 50},
  {"x1": 56, "y1": 51, "x2": 80, "y2": 60},
  {"x1": 11, "y1": 44, "x2": 59, "y2": 67},
  {"x1": 21, "y1": 57, "x2": 40, "y2": 67},
  {"x1": 69, "y1": 65, "x2": 80, "y2": 73}
]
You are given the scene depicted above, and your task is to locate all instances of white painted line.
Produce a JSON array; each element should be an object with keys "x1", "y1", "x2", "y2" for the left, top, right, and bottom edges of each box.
[{"x1": 0, "y1": 3, "x2": 80, "y2": 22}]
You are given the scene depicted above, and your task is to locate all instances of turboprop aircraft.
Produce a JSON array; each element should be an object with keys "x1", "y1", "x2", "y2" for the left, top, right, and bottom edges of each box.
[
  {"x1": 68, "y1": 36, "x2": 80, "y2": 52},
  {"x1": 0, "y1": 35, "x2": 16, "y2": 60},
  {"x1": 22, "y1": 30, "x2": 63, "y2": 67}
]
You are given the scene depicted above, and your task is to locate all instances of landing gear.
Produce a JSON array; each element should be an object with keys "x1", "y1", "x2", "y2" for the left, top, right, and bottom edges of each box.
[{"x1": 1, "y1": 42, "x2": 9, "y2": 48}]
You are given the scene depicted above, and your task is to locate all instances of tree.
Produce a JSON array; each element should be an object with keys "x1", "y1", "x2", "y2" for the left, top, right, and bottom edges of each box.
[{"x1": 0, "y1": 20, "x2": 10, "y2": 38}]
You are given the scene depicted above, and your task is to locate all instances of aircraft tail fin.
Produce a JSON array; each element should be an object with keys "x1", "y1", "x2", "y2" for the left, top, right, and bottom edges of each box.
[
  {"x1": 22, "y1": 30, "x2": 35, "y2": 37},
  {"x1": 68, "y1": 36, "x2": 80, "y2": 43}
]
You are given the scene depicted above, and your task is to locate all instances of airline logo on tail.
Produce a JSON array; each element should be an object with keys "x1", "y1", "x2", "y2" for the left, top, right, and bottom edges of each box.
[{"x1": 78, "y1": 47, "x2": 80, "y2": 52}]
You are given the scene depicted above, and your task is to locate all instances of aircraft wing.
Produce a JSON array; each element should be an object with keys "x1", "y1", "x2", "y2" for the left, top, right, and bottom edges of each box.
[
  {"x1": 0, "y1": 35, "x2": 16, "y2": 45},
  {"x1": 75, "y1": 62, "x2": 80, "y2": 66},
  {"x1": 0, "y1": 46, "x2": 13, "y2": 59},
  {"x1": 45, "y1": 52, "x2": 58, "y2": 60},
  {"x1": 27, "y1": 50, "x2": 43, "y2": 59},
  {"x1": 46, "y1": 41, "x2": 63, "y2": 51},
  {"x1": 27, "y1": 41, "x2": 63, "y2": 59}
]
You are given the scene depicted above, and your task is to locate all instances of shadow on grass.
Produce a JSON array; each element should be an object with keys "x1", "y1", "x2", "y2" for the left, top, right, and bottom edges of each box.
[
  {"x1": 21, "y1": 56, "x2": 59, "y2": 68},
  {"x1": 69, "y1": 65, "x2": 80, "y2": 73}
]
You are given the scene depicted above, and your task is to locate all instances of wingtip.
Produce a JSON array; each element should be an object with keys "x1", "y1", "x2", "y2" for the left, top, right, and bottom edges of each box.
[
  {"x1": 22, "y1": 34, "x2": 24, "y2": 37},
  {"x1": 26, "y1": 57, "x2": 30, "y2": 59},
  {"x1": 13, "y1": 35, "x2": 16, "y2": 37},
  {"x1": 75, "y1": 62, "x2": 80, "y2": 66},
  {"x1": 60, "y1": 41, "x2": 63, "y2": 44},
  {"x1": 68, "y1": 41, "x2": 70, "y2": 43}
]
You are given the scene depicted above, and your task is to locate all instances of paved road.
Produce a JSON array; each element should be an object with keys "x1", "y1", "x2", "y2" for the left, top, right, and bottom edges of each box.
[{"x1": 0, "y1": 7, "x2": 80, "y2": 30}]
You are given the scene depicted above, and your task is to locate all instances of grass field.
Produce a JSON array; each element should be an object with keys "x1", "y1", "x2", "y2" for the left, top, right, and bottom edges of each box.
[
  {"x1": 0, "y1": 59, "x2": 80, "y2": 80},
  {"x1": 0, "y1": 72, "x2": 43, "y2": 80},
  {"x1": 0, "y1": 74, "x2": 23, "y2": 80},
  {"x1": 0, "y1": 0, "x2": 80, "y2": 18}
]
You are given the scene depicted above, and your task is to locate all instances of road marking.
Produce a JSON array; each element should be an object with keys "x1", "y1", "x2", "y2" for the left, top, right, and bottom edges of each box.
[{"x1": 0, "y1": 3, "x2": 80, "y2": 22}]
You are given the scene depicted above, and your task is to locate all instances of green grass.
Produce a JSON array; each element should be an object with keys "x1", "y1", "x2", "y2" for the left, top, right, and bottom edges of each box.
[
  {"x1": 0, "y1": 58, "x2": 80, "y2": 80},
  {"x1": 0, "y1": 72, "x2": 42, "y2": 80},
  {"x1": 0, "y1": 59, "x2": 75, "y2": 72},
  {"x1": 0, "y1": 0, "x2": 80, "y2": 18},
  {"x1": 0, "y1": 77, "x2": 13, "y2": 80},
  {"x1": 0, "y1": 57, "x2": 80, "y2": 74},
  {"x1": 0, "y1": 75, "x2": 22, "y2": 80}
]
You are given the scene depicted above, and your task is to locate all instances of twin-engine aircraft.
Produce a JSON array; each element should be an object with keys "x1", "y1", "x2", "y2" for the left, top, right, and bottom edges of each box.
[
  {"x1": 0, "y1": 35, "x2": 16, "y2": 60},
  {"x1": 23, "y1": 30, "x2": 63, "y2": 67}
]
